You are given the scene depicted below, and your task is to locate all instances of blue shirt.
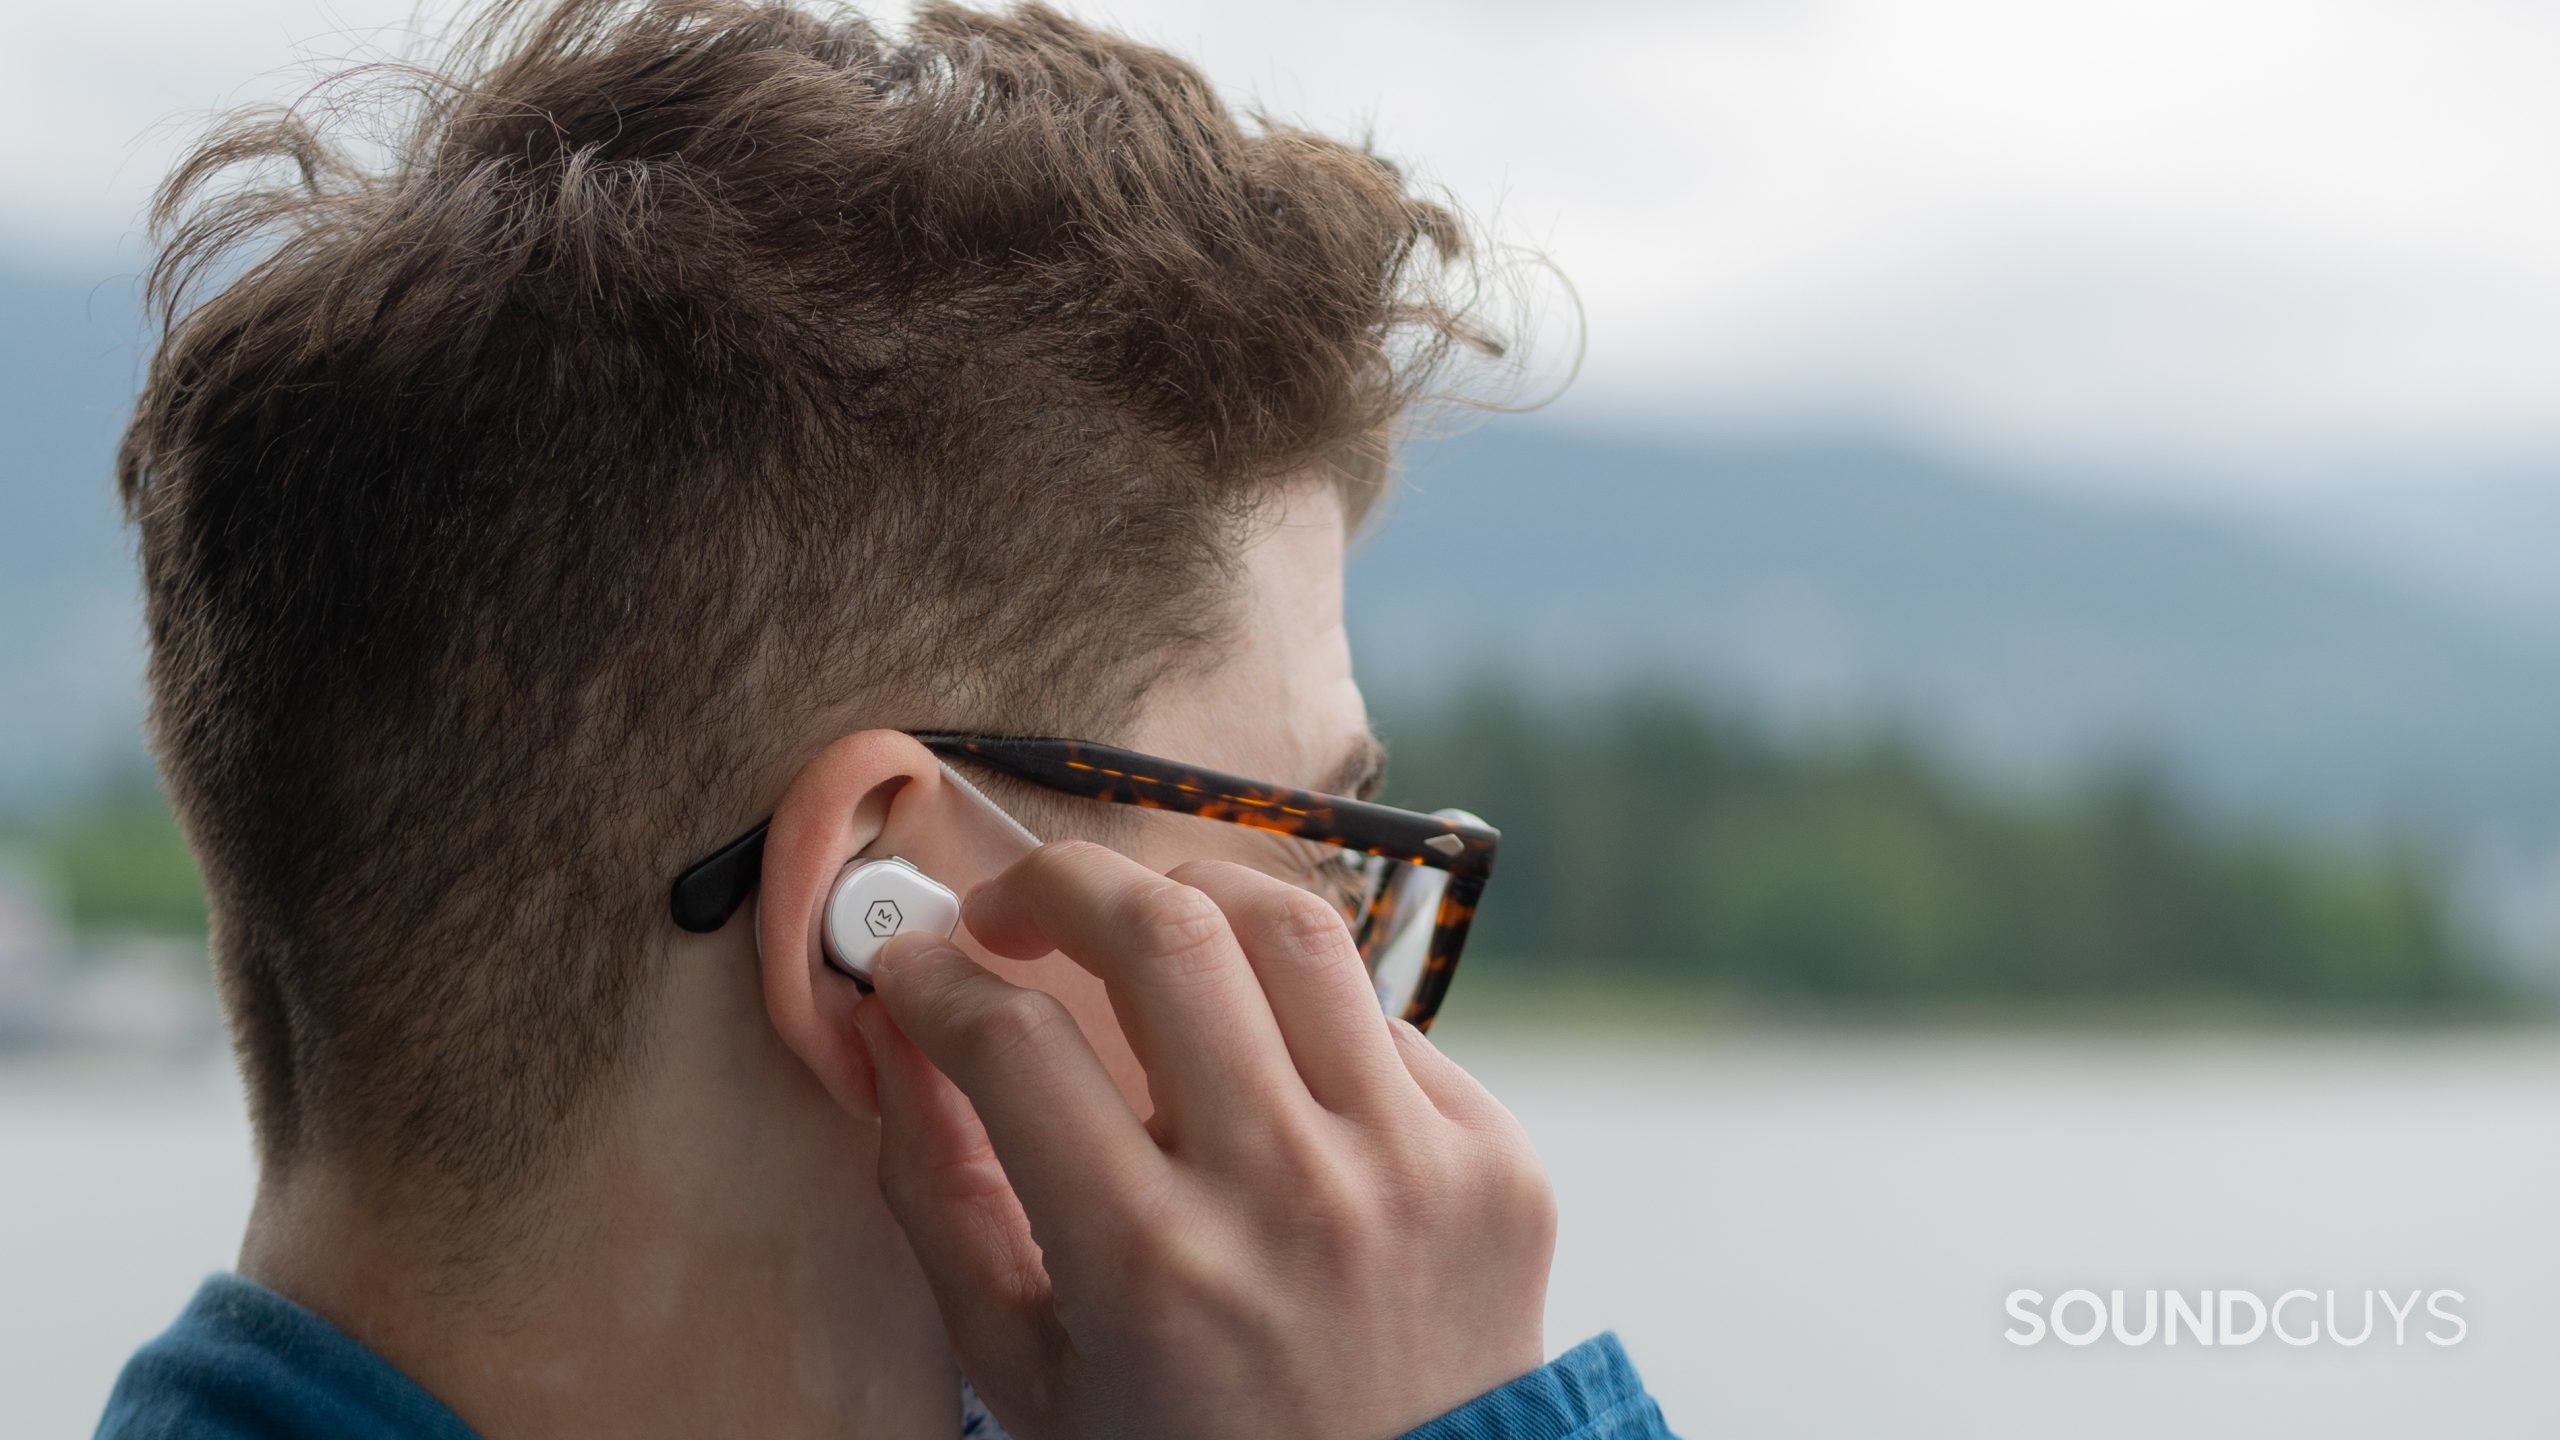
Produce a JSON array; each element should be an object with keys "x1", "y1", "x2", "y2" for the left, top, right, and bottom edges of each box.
[{"x1": 98, "y1": 1274, "x2": 1676, "y2": 1439}]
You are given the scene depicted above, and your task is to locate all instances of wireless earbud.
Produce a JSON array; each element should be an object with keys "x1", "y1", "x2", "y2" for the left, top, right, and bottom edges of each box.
[{"x1": 820, "y1": 856, "x2": 961, "y2": 987}]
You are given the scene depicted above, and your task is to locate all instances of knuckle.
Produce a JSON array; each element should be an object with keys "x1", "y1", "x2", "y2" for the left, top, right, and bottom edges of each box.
[
  {"x1": 1108, "y1": 1161, "x2": 1188, "y2": 1239},
  {"x1": 1117, "y1": 882, "x2": 1232, "y2": 977},
  {"x1": 1475, "y1": 1130, "x2": 1558, "y2": 1244},
  {"x1": 1254, "y1": 1109, "x2": 1390, "y2": 1244},
  {"x1": 1296, "y1": 1147, "x2": 1387, "y2": 1238},
  {"x1": 1125, "y1": 1221, "x2": 1258, "y2": 1337},
  {"x1": 1252, "y1": 886, "x2": 1358, "y2": 973},
  {"x1": 1371, "y1": 1119, "x2": 1454, "y2": 1193},
  {"x1": 1393, "y1": 1127, "x2": 1477, "y2": 1217},
  {"x1": 1258, "y1": 1100, "x2": 1348, "y2": 1175},
  {"x1": 1109, "y1": 1181, "x2": 1226, "y2": 1288},
  {"x1": 957, "y1": 986, "x2": 1074, "y2": 1071}
]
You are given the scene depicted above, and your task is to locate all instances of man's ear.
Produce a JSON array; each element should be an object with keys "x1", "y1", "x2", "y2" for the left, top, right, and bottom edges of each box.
[{"x1": 756, "y1": 729, "x2": 950, "y2": 1118}]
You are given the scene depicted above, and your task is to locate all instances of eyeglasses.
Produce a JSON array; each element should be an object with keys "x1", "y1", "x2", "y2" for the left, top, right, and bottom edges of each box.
[{"x1": 668, "y1": 733, "x2": 1498, "y2": 1030}]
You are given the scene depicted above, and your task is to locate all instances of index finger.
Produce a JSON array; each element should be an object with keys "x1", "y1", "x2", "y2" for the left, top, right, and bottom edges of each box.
[
  {"x1": 867, "y1": 933, "x2": 1166, "y2": 1246},
  {"x1": 963, "y1": 840, "x2": 1299, "y2": 1131}
]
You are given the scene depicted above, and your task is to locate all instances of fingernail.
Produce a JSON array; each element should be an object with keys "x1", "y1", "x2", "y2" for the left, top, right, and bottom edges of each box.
[{"x1": 871, "y1": 933, "x2": 956, "y2": 983}]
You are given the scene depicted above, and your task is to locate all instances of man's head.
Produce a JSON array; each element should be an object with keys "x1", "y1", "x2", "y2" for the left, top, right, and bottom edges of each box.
[{"x1": 124, "y1": 0, "x2": 1487, "y2": 1240}]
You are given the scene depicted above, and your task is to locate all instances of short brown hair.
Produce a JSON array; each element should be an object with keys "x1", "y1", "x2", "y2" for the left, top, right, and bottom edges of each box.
[{"x1": 124, "y1": 0, "x2": 1487, "y2": 1234}]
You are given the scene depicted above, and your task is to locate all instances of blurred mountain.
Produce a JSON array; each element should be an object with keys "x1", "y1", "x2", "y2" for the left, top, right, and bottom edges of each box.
[
  {"x1": 8, "y1": 257, "x2": 2557, "y2": 853},
  {"x1": 2243, "y1": 475, "x2": 2560, "y2": 643},
  {"x1": 1351, "y1": 424, "x2": 2560, "y2": 844},
  {"x1": 0, "y1": 265, "x2": 150, "y2": 804}
]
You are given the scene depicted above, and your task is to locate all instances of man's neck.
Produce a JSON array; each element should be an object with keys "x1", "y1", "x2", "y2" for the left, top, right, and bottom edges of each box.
[{"x1": 239, "y1": 950, "x2": 954, "y2": 1439}]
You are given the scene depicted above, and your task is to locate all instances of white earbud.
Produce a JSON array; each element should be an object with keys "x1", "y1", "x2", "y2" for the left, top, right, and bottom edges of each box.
[{"x1": 821, "y1": 856, "x2": 961, "y2": 986}]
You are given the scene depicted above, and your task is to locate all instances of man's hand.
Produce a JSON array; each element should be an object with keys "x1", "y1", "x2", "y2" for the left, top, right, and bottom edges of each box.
[{"x1": 852, "y1": 840, "x2": 1556, "y2": 1440}]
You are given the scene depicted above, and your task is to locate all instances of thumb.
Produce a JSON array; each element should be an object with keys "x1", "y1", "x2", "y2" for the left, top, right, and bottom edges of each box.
[{"x1": 854, "y1": 994, "x2": 1059, "y2": 1391}]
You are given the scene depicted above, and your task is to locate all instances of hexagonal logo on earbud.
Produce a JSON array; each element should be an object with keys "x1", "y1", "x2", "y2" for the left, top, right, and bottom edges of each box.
[{"x1": 864, "y1": 898, "x2": 904, "y2": 938}]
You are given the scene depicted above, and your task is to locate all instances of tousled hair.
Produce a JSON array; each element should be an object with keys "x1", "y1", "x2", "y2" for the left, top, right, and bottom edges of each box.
[{"x1": 123, "y1": 0, "x2": 1492, "y2": 1240}]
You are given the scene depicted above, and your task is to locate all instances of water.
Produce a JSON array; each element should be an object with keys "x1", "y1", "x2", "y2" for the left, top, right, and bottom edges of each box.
[{"x1": 7, "y1": 1029, "x2": 2558, "y2": 1436}]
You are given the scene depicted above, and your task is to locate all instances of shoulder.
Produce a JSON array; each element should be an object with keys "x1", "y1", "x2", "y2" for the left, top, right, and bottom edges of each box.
[{"x1": 95, "y1": 1275, "x2": 480, "y2": 1440}]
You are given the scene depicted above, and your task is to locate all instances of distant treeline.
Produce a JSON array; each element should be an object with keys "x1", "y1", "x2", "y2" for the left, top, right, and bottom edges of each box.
[
  {"x1": 1, "y1": 784, "x2": 205, "y2": 937},
  {"x1": 5, "y1": 687, "x2": 2499, "y2": 1011},
  {"x1": 1375, "y1": 684, "x2": 2494, "y2": 1009}
]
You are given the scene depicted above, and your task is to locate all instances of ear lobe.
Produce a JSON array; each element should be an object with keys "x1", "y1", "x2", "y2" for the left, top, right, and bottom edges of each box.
[{"x1": 756, "y1": 730, "x2": 944, "y2": 1117}]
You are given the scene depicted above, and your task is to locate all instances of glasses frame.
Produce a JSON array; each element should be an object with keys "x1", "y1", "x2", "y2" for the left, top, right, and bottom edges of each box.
[{"x1": 668, "y1": 732, "x2": 1498, "y2": 1030}]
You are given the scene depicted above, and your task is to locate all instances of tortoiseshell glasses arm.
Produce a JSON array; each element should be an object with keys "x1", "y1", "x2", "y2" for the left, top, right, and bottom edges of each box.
[
  {"x1": 905, "y1": 734, "x2": 1498, "y2": 878},
  {"x1": 906, "y1": 735, "x2": 1496, "y2": 1032},
  {"x1": 668, "y1": 733, "x2": 1499, "y2": 1031}
]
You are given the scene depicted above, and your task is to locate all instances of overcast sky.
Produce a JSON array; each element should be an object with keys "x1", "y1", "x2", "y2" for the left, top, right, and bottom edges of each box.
[{"x1": 7, "y1": 0, "x2": 2557, "y2": 496}]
